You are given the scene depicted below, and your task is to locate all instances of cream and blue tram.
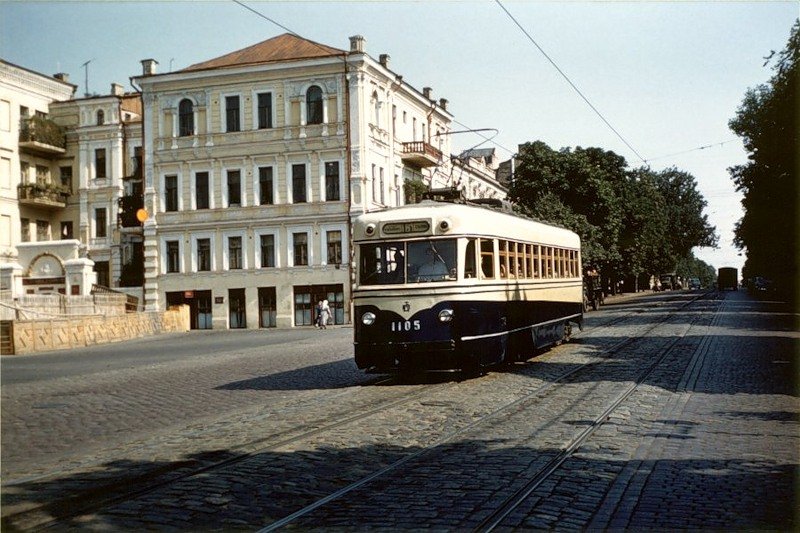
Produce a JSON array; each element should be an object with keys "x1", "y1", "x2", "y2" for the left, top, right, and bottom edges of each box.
[{"x1": 353, "y1": 200, "x2": 583, "y2": 374}]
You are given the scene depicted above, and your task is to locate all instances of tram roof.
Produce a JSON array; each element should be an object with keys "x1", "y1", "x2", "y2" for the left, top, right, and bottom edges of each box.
[{"x1": 353, "y1": 201, "x2": 580, "y2": 247}]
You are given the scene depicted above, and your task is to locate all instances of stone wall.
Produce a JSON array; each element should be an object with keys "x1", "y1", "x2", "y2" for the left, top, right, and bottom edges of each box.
[{"x1": 8, "y1": 305, "x2": 190, "y2": 355}]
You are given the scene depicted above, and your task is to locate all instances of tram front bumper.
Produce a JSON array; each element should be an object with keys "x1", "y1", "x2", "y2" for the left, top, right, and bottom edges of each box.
[{"x1": 354, "y1": 340, "x2": 458, "y2": 372}]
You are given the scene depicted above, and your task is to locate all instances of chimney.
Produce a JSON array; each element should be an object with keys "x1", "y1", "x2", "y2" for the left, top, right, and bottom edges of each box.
[
  {"x1": 379, "y1": 54, "x2": 390, "y2": 68},
  {"x1": 141, "y1": 58, "x2": 159, "y2": 76},
  {"x1": 423, "y1": 87, "x2": 433, "y2": 100},
  {"x1": 439, "y1": 98, "x2": 448, "y2": 111},
  {"x1": 53, "y1": 72, "x2": 69, "y2": 83},
  {"x1": 349, "y1": 35, "x2": 365, "y2": 53},
  {"x1": 111, "y1": 83, "x2": 124, "y2": 96}
]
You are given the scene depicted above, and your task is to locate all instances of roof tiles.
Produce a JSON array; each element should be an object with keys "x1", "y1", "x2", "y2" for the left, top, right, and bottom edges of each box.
[{"x1": 182, "y1": 33, "x2": 345, "y2": 72}]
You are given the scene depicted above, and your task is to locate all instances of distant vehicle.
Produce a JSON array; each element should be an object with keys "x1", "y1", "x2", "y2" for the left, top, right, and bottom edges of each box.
[
  {"x1": 718, "y1": 267, "x2": 738, "y2": 291},
  {"x1": 688, "y1": 277, "x2": 701, "y2": 290},
  {"x1": 352, "y1": 199, "x2": 584, "y2": 376},
  {"x1": 659, "y1": 273, "x2": 676, "y2": 291}
]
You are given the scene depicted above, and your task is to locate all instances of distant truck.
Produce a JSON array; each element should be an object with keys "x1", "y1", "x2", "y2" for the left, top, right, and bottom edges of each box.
[{"x1": 718, "y1": 267, "x2": 738, "y2": 291}]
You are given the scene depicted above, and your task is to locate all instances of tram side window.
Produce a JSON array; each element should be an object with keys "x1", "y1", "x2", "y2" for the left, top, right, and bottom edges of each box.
[
  {"x1": 480, "y1": 239, "x2": 495, "y2": 279},
  {"x1": 464, "y1": 238, "x2": 477, "y2": 279},
  {"x1": 544, "y1": 246, "x2": 554, "y2": 277},
  {"x1": 517, "y1": 243, "x2": 525, "y2": 278},
  {"x1": 532, "y1": 245, "x2": 540, "y2": 278},
  {"x1": 499, "y1": 240, "x2": 509, "y2": 278}
]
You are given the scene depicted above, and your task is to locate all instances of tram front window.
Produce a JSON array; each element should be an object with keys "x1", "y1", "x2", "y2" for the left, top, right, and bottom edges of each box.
[
  {"x1": 360, "y1": 241, "x2": 406, "y2": 285},
  {"x1": 407, "y1": 240, "x2": 456, "y2": 282},
  {"x1": 359, "y1": 239, "x2": 457, "y2": 285}
]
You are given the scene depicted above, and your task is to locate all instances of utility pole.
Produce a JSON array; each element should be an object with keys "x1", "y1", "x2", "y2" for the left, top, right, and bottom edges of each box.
[{"x1": 81, "y1": 59, "x2": 93, "y2": 97}]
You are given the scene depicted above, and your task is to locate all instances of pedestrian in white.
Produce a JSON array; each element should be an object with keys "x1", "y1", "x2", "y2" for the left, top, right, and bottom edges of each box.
[{"x1": 320, "y1": 300, "x2": 331, "y2": 329}]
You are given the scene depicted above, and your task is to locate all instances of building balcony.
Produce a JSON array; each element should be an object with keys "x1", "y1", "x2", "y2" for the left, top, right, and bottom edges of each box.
[
  {"x1": 400, "y1": 141, "x2": 442, "y2": 168},
  {"x1": 18, "y1": 116, "x2": 66, "y2": 157},
  {"x1": 17, "y1": 183, "x2": 69, "y2": 210}
]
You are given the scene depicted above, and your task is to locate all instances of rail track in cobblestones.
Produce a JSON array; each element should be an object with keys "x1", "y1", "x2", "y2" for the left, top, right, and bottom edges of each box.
[
  {"x1": 257, "y1": 291, "x2": 718, "y2": 531},
  {"x1": 3, "y1": 291, "x2": 715, "y2": 531},
  {"x1": 2, "y1": 375, "x2": 463, "y2": 531}
]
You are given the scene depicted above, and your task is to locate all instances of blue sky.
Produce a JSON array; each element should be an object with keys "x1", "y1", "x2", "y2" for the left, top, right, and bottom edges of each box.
[{"x1": 2, "y1": 1, "x2": 797, "y2": 273}]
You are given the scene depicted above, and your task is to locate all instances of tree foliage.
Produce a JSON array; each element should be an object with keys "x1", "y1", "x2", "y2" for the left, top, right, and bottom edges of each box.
[
  {"x1": 728, "y1": 20, "x2": 799, "y2": 300},
  {"x1": 509, "y1": 141, "x2": 717, "y2": 286}
]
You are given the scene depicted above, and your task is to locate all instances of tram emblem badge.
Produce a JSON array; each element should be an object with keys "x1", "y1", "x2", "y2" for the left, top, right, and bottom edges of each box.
[{"x1": 402, "y1": 301, "x2": 411, "y2": 312}]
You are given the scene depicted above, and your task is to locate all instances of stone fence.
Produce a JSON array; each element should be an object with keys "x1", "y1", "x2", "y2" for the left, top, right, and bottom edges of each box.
[{"x1": 4, "y1": 305, "x2": 190, "y2": 355}]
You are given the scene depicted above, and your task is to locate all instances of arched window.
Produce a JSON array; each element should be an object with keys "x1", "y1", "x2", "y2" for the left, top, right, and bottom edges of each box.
[
  {"x1": 306, "y1": 85, "x2": 323, "y2": 125},
  {"x1": 96, "y1": 110, "x2": 104, "y2": 125},
  {"x1": 371, "y1": 91, "x2": 380, "y2": 128},
  {"x1": 179, "y1": 99, "x2": 194, "y2": 136}
]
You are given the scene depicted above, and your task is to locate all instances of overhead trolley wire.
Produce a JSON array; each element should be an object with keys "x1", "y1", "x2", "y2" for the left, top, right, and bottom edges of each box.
[{"x1": 494, "y1": 0, "x2": 647, "y2": 164}]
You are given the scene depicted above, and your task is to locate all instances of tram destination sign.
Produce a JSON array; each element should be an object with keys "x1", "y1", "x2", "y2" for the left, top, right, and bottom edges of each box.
[{"x1": 383, "y1": 220, "x2": 430, "y2": 235}]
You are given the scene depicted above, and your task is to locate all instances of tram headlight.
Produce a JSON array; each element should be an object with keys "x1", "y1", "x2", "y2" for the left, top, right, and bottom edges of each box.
[
  {"x1": 438, "y1": 308, "x2": 454, "y2": 322},
  {"x1": 362, "y1": 312, "x2": 376, "y2": 326}
]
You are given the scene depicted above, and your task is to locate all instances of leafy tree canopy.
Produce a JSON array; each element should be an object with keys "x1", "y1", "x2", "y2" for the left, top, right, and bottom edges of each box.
[
  {"x1": 509, "y1": 141, "x2": 717, "y2": 285},
  {"x1": 728, "y1": 20, "x2": 798, "y2": 299}
]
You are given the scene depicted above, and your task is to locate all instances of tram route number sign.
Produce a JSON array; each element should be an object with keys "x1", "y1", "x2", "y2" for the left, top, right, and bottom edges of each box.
[{"x1": 383, "y1": 221, "x2": 430, "y2": 235}]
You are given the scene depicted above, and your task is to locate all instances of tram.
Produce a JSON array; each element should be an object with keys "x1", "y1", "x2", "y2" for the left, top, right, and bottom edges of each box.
[{"x1": 352, "y1": 199, "x2": 584, "y2": 375}]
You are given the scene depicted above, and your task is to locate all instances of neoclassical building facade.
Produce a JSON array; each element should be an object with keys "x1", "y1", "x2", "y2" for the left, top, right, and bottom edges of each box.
[{"x1": 134, "y1": 33, "x2": 504, "y2": 329}]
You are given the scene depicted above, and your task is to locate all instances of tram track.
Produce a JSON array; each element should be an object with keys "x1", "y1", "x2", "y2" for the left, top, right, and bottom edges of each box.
[
  {"x1": 1, "y1": 375, "x2": 463, "y2": 531},
  {"x1": 3, "y1": 291, "x2": 713, "y2": 531},
  {"x1": 255, "y1": 291, "x2": 717, "y2": 531}
]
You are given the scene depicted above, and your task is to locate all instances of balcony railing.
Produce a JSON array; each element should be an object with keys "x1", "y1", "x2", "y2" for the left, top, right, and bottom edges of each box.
[
  {"x1": 401, "y1": 141, "x2": 442, "y2": 168},
  {"x1": 19, "y1": 116, "x2": 66, "y2": 156},
  {"x1": 17, "y1": 183, "x2": 69, "y2": 209}
]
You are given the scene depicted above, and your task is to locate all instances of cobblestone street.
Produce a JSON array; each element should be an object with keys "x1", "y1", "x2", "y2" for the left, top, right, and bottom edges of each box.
[{"x1": 1, "y1": 290, "x2": 797, "y2": 530}]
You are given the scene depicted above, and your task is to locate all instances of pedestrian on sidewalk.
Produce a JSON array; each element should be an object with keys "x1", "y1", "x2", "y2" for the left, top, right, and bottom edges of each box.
[{"x1": 320, "y1": 299, "x2": 331, "y2": 329}]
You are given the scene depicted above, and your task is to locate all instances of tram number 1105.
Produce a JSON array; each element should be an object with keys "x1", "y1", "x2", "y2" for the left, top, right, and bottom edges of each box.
[{"x1": 391, "y1": 320, "x2": 421, "y2": 332}]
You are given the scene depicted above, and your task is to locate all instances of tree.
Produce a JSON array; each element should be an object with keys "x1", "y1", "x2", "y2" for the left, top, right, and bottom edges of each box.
[
  {"x1": 728, "y1": 20, "x2": 799, "y2": 301},
  {"x1": 509, "y1": 141, "x2": 716, "y2": 291}
]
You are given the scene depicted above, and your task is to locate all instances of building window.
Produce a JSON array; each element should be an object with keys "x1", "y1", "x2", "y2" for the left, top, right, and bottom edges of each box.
[
  {"x1": 293, "y1": 232, "x2": 308, "y2": 266},
  {"x1": 36, "y1": 220, "x2": 50, "y2": 241},
  {"x1": 327, "y1": 230, "x2": 342, "y2": 265},
  {"x1": 20, "y1": 218, "x2": 29, "y2": 242},
  {"x1": 325, "y1": 161, "x2": 340, "y2": 201},
  {"x1": 228, "y1": 236, "x2": 242, "y2": 269},
  {"x1": 379, "y1": 167, "x2": 385, "y2": 205},
  {"x1": 306, "y1": 85, "x2": 323, "y2": 125},
  {"x1": 195, "y1": 172, "x2": 209, "y2": 209},
  {"x1": 96, "y1": 110, "x2": 104, "y2": 125},
  {"x1": 60, "y1": 166, "x2": 72, "y2": 192},
  {"x1": 95, "y1": 148, "x2": 106, "y2": 179},
  {"x1": 94, "y1": 261, "x2": 110, "y2": 288},
  {"x1": 229, "y1": 288, "x2": 246, "y2": 329},
  {"x1": 20, "y1": 161, "x2": 29, "y2": 184},
  {"x1": 258, "y1": 287, "x2": 277, "y2": 328},
  {"x1": 197, "y1": 238, "x2": 211, "y2": 271},
  {"x1": 225, "y1": 95, "x2": 240, "y2": 132},
  {"x1": 166, "y1": 240, "x2": 180, "y2": 273},
  {"x1": 179, "y1": 98, "x2": 194, "y2": 136},
  {"x1": 164, "y1": 174, "x2": 178, "y2": 211},
  {"x1": 260, "y1": 234, "x2": 275, "y2": 268},
  {"x1": 95, "y1": 208, "x2": 107, "y2": 238},
  {"x1": 292, "y1": 164, "x2": 306, "y2": 203},
  {"x1": 259, "y1": 167, "x2": 273, "y2": 205},
  {"x1": 36, "y1": 165, "x2": 49, "y2": 185},
  {"x1": 60, "y1": 221, "x2": 73, "y2": 239},
  {"x1": 227, "y1": 170, "x2": 241, "y2": 207},
  {"x1": 257, "y1": 92, "x2": 272, "y2": 129}
]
